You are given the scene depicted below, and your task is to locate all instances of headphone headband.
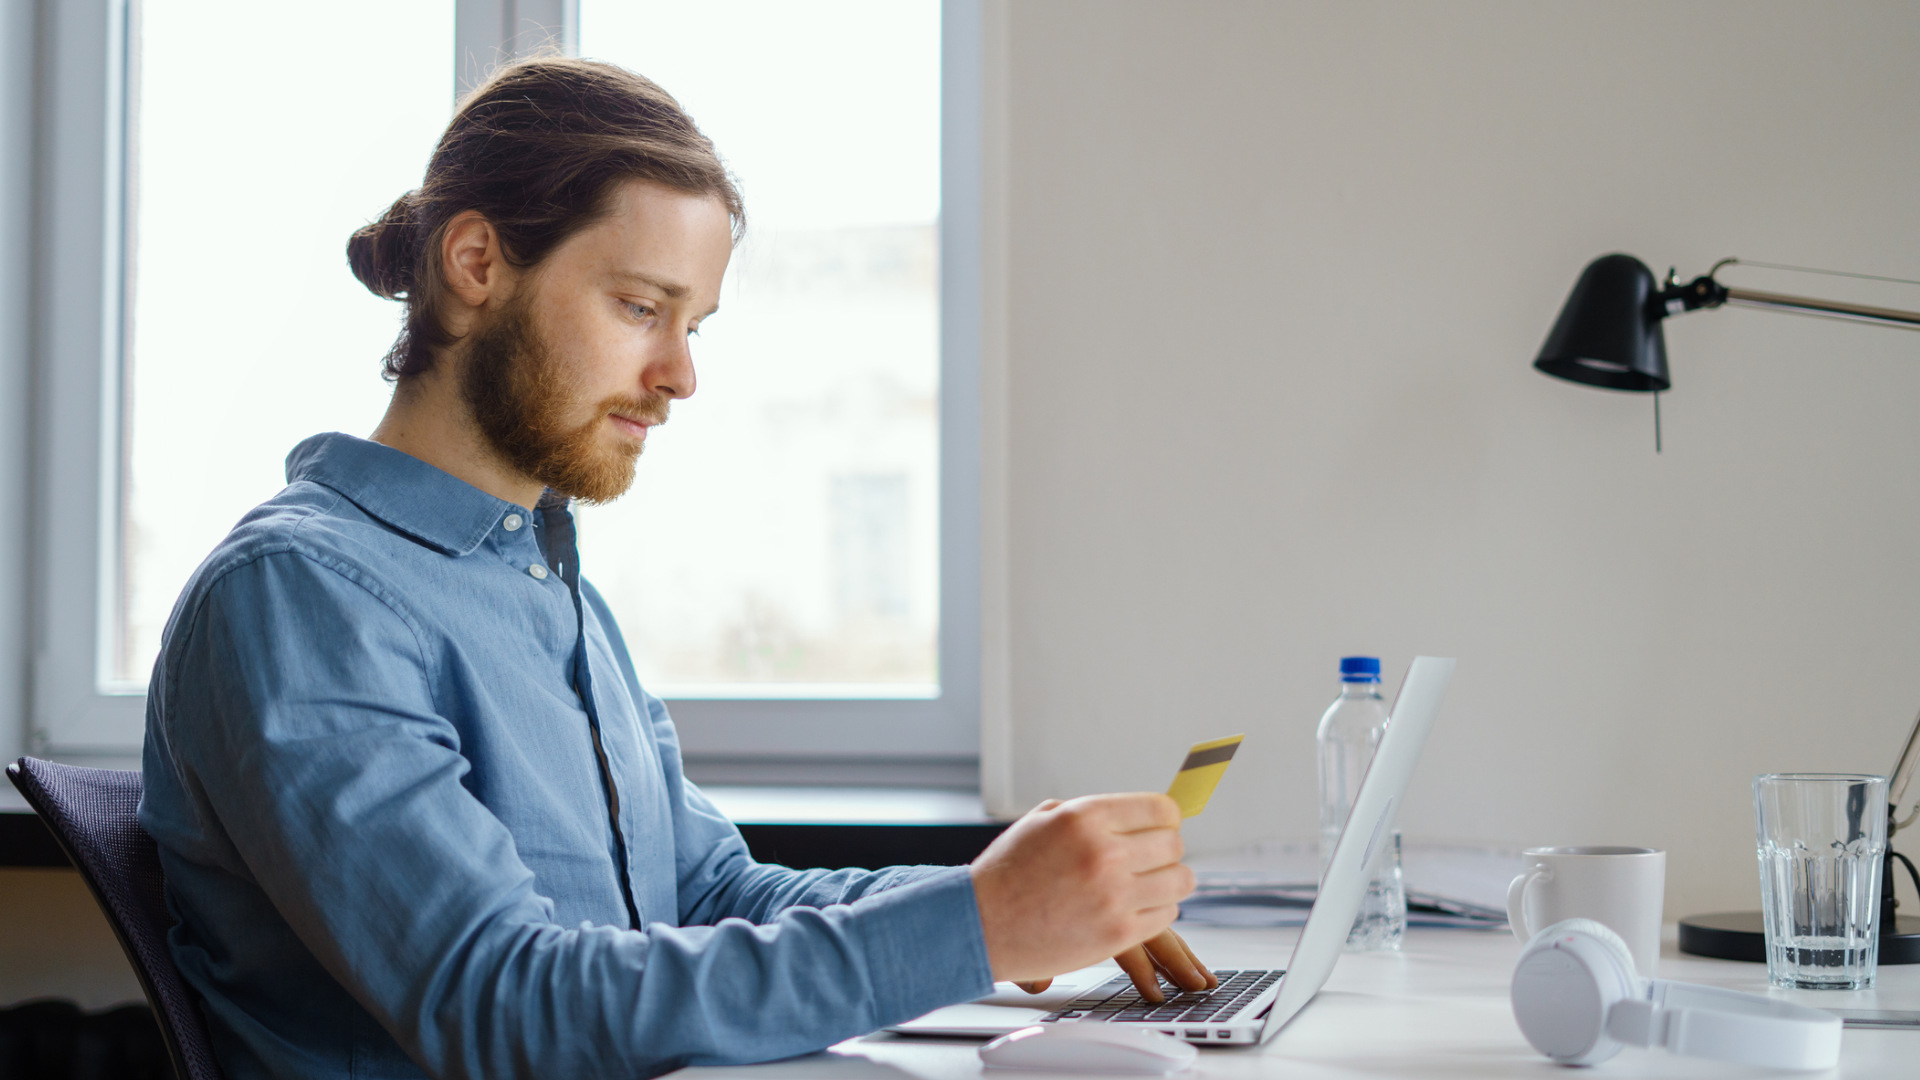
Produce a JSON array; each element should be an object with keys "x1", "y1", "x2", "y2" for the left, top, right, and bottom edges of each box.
[{"x1": 1611, "y1": 980, "x2": 1842, "y2": 1070}]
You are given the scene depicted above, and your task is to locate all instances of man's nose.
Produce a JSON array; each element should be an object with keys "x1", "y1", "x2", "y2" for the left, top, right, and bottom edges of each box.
[{"x1": 647, "y1": 338, "x2": 696, "y2": 400}]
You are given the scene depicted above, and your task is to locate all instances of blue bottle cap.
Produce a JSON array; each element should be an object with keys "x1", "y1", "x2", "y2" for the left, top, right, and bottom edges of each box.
[{"x1": 1340, "y1": 656, "x2": 1381, "y2": 681}]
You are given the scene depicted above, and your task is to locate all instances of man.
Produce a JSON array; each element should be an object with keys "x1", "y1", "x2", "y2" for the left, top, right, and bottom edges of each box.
[{"x1": 141, "y1": 57, "x2": 1210, "y2": 1080}]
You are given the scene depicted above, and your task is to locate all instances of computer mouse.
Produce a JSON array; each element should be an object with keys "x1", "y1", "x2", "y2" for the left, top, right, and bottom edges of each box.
[{"x1": 978, "y1": 1023, "x2": 1198, "y2": 1074}]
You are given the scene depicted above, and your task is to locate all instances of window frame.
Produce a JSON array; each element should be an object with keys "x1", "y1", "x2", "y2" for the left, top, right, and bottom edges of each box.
[
  {"x1": 31, "y1": 0, "x2": 984, "y2": 785},
  {"x1": 32, "y1": 0, "x2": 138, "y2": 756}
]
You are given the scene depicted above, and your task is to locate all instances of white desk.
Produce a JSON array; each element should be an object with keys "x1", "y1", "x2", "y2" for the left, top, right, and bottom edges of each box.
[{"x1": 673, "y1": 924, "x2": 1920, "y2": 1078}]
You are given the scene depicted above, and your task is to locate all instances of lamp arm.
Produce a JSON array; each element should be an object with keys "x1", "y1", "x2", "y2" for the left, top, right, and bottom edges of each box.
[
  {"x1": 1653, "y1": 263, "x2": 1920, "y2": 332},
  {"x1": 1721, "y1": 287, "x2": 1920, "y2": 331},
  {"x1": 1654, "y1": 260, "x2": 1920, "y2": 834}
]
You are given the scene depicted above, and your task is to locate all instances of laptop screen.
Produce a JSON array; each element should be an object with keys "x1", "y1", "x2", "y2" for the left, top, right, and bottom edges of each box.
[{"x1": 1258, "y1": 656, "x2": 1454, "y2": 1042}]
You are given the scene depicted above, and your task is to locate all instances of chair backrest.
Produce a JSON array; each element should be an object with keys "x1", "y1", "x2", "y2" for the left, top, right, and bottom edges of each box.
[{"x1": 7, "y1": 757, "x2": 224, "y2": 1080}]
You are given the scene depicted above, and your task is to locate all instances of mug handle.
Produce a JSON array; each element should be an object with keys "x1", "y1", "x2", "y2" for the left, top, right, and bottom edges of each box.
[{"x1": 1507, "y1": 864, "x2": 1552, "y2": 941}]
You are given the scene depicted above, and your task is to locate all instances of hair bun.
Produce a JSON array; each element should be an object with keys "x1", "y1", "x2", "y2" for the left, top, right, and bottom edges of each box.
[{"x1": 347, "y1": 192, "x2": 422, "y2": 299}]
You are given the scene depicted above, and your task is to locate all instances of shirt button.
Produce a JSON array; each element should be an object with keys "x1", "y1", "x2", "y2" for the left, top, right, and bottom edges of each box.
[
  {"x1": 503, "y1": 513, "x2": 524, "y2": 532},
  {"x1": 529, "y1": 564, "x2": 549, "y2": 580}
]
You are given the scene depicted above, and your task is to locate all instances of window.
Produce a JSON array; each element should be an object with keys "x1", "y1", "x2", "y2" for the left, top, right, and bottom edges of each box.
[
  {"x1": 576, "y1": 1, "x2": 941, "y2": 696},
  {"x1": 32, "y1": 0, "x2": 981, "y2": 779},
  {"x1": 118, "y1": 0, "x2": 456, "y2": 686}
]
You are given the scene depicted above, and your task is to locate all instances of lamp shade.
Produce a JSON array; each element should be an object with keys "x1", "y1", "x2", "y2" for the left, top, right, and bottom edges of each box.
[{"x1": 1533, "y1": 254, "x2": 1670, "y2": 392}]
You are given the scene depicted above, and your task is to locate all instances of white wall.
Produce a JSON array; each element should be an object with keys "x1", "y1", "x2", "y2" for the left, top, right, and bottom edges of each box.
[{"x1": 983, "y1": 0, "x2": 1920, "y2": 918}]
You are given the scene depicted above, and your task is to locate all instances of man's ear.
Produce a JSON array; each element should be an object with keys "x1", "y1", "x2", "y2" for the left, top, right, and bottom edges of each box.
[{"x1": 440, "y1": 210, "x2": 507, "y2": 316}]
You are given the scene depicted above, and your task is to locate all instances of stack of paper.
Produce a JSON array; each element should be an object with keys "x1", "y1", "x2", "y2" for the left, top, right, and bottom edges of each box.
[{"x1": 1179, "y1": 840, "x2": 1519, "y2": 929}]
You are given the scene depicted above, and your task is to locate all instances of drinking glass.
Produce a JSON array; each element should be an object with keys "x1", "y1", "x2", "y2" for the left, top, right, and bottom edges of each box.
[{"x1": 1753, "y1": 773, "x2": 1887, "y2": 990}]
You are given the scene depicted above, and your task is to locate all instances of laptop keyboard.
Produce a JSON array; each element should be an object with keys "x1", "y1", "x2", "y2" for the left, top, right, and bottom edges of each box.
[{"x1": 1041, "y1": 969, "x2": 1283, "y2": 1025}]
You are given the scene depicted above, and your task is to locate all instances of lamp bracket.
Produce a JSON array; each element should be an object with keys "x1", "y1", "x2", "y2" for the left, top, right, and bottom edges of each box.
[{"x1": 1654, "y1": 268, "x2": 1730, "y2": 319}]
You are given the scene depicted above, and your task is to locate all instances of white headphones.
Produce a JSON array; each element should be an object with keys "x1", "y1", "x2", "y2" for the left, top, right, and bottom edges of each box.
[{"x1": 1511, "y1": 918, "x2": 1842, "y2": 1070}]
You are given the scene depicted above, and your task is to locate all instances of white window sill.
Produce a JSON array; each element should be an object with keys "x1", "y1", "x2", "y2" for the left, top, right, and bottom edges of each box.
[{"x1": 700, "y1": 785, "x2": 992, "y2": 825}]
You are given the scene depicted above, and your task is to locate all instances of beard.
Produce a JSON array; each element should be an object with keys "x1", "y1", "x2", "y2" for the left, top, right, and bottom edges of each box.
[{"x1": 459, "y1": 296, "x2": 670, "y2": 505}]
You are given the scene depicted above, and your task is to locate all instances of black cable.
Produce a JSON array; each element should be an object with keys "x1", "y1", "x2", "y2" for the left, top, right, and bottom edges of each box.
[{"x1": 1895, "y1": 849, "x2": 1920, "y2": 907}]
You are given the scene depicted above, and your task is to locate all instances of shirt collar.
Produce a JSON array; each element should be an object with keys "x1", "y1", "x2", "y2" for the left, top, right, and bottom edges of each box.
[{"x1": 285, "y1": 432, "x2": 522, "y2": 556}]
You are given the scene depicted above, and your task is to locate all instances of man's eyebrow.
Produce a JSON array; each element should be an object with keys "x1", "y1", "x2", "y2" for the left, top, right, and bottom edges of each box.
[{"x1": 612, "y1": 270, "x2": 690, "y2": 299}]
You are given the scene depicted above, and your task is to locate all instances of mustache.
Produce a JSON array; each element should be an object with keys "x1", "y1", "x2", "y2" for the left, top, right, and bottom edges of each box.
[{"x1": 604, "y1": 394, "x2": 672, "y2": 428}]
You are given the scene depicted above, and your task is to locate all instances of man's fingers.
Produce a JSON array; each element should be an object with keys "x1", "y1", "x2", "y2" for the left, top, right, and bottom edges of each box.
[
  {"x1": 1117, "y1": 827, "x2": 1186, "y2": 875},
  {"x1": 1077, "y1": 792, "x2": 1182, "y2": 834},
  {"x1": 1016, "y1": 978, "x2": 1054, "y2": 994},
  {"x1": 1176, "y1": 932, "x2": 1217, "y2": 989},
  {"x1": 1147, "y1": 928, "x2": 1206, "y2": 977},
  {"x1": 1144, "y1": 929, "x2": 1215, "y2": 991},
  {"x1": 1133, "y1": 903, "x2": 1183, "y2": 941},
  {"x1": 1131, "y1": 861, "x2": 1198, "y2": 910},
  {"x1": 1112, "y1": 945, "x2": 1166, "y2": 1003}
]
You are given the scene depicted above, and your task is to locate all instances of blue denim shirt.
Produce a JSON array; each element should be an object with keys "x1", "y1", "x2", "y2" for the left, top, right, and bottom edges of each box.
[{"x1": 140, "y1": 433, "x2": 992, "y2": 1080}]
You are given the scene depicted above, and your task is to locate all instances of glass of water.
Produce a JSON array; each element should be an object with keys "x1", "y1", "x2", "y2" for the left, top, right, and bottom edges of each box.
[{"x1": 1753, "y1": 773, "x2": 1887, "y2": 990}]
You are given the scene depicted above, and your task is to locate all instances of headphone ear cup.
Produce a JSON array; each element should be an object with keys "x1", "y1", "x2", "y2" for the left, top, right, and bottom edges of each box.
[
  {"x1": 1512, "y1": 919, "x2": 1641, "y2": 1065},
  {"x1": 1541, "y1": 918, "x2": 1641, "y2": 980},
  {"x1": 1518, "y1": 920, "x2": 1843, "y2": 1071}
]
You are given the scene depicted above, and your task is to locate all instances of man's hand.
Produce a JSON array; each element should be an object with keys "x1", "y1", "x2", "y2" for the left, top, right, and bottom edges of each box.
[
  {"x1": 970, "y1": 793, "x2": 1199, "y2": 994},
  {"x1": 1114, "y1": 927, "x2": 1216, "y2": 1001},
  {"x1": 1015, "y1": 929, "x2": 1216, "y2": 1003}
]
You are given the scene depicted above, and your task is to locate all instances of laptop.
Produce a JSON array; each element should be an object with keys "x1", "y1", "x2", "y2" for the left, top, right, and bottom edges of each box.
[{"x1": 891, "y1": 656, "x2": 1454, "y2": 1047}]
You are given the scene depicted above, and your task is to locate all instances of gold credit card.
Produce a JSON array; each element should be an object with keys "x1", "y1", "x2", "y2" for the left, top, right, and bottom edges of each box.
[{"x1": 1166, "y1": 734, "x2": 1244, "y2": 818}]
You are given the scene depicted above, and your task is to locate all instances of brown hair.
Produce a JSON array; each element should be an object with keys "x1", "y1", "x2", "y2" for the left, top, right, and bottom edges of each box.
[{"x1": 347, "y1": 56, "x2": 744, "y2": 380}]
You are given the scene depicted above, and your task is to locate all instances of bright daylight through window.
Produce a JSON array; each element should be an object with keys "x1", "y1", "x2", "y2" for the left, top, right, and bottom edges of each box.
[
  {"x1": 118, "y1": 0, "x2": 454, "y2": 685},
  {"x1": 576, "y1": 1, "x2": 942, "y2": 696},
  {"x1": 118, "y1": 1, "x2": 943, "y2": 702}
]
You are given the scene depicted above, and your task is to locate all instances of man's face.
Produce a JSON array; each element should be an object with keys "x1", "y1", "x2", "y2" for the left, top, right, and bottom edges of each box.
[{"x1": 461, "y1": 179, "x2": 733, "y2": 504}]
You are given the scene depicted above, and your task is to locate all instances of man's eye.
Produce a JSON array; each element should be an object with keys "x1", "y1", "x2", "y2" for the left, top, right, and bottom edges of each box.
[
  {"x1": 687, "y1": 324, "x2": 702, "y2": 338},
  {"x1": 623, "y1": 301, "x2": 655, "y2": 320}
]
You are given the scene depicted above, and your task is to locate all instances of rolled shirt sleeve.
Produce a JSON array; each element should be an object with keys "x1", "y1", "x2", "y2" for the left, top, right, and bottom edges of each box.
[{"x1": 146, "y1": 547, "x2": 992, "y2": 1079}]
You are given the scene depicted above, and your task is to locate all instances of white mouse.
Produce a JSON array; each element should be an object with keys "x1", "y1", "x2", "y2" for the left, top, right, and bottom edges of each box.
[{"x1": 978, "y1": 1023, "x2": 1198, "y2": 1075}]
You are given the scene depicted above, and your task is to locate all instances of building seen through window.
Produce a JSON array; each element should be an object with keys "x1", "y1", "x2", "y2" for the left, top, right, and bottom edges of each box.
[{"x1": 577, "y1": 0, "x2": 941, "y2": 694}]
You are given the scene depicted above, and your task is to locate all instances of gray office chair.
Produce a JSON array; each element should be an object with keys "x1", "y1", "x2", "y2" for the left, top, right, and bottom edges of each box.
[{"x1": 6, "y1": 757, "x2": 224, "y2": 1080}]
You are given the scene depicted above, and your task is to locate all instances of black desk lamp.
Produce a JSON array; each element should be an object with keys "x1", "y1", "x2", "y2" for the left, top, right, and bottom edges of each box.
[
  {"x1": 1536, "y1": 253, "x2": 1920, "y2": 393},
  {"x1": 1533, "y1": 253, "x2": 1920, "y2": 963}
]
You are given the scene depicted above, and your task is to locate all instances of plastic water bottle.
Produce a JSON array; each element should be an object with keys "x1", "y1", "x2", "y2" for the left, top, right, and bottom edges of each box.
[{"x1": 1316, "y1": 655, "x2": 1406, "y2": 950}]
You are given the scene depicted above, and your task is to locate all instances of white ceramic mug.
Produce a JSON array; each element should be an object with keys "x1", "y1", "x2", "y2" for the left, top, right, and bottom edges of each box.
[{"x1": 1507, "y1": 846, "x2": 1666, "y2": 976}]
